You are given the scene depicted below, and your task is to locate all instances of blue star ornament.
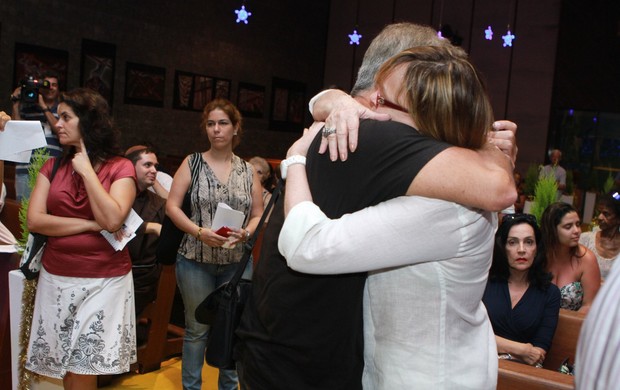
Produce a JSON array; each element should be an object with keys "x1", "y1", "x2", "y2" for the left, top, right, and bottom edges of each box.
[
  {"x1": 348, "y1": 29, "x2": 362, "y2": 45},
  {"x1": 235, "y1": 5, "x2": 252, "y2": 24},
  {"x1": 502, "y1": 30, "x2": 515, "y2": 47},
  {"x1": 485, "y1": 26, "x2": 493, "y2": 40}
]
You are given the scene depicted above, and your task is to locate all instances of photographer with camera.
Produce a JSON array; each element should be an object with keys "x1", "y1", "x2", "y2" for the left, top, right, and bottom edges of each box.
[{"x1": 10, "y1": 70, "x2": 62, "y2": 201}]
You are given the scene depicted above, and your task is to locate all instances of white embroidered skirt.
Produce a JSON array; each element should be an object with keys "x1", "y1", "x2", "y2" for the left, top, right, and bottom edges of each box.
[{"x1": 25, "y1": 267, "x2": 137, "y2": 378}]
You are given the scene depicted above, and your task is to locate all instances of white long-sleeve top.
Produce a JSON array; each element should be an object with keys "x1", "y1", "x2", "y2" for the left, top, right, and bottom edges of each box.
[
  {"x1": 576, "y1": 259, "x2": 620, "y2": 389},
  {"x1": 279, "y1": 196, "x2": 498, "y2": 389}
]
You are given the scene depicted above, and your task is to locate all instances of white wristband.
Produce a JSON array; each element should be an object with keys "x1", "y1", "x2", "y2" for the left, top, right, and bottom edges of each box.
[
  {"x1": 280, "y1": 155, "x2": 306, "y2": 180},
  {"x1": 308, "y1": 89, "x2": 333, "y2": 117}
]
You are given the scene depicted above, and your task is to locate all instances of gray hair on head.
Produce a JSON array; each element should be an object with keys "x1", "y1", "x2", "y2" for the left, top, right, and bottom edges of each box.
[{"x1": 351, "y1": 23, "x2": 464, "y2": 96}]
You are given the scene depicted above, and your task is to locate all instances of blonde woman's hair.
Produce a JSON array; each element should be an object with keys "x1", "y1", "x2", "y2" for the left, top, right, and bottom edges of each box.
[{"x1": 375, "y1": 45, "x2": 493, "y2": 150}]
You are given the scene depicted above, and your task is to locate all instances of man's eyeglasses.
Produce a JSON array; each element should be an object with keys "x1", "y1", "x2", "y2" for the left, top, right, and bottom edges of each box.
[
  {"x1": 502, "y1": 213, "x2": 537, "y2": 225},
  {"x1": 376, "y1": 93, "x2": 409, "y2": 114}
]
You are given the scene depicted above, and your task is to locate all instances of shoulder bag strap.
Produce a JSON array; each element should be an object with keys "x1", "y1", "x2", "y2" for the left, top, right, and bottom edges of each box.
[
  {"x1": 49, "y1": 156, "x2": 62, "y2": 183},
  {"x1": 229, "y1": 179, "x2": 284, "y2": 286},
  {"x1": 187, "y1": 152, "x2": 202, "y2": 226},
  {"x1": 188, "y1": 152, "x2": 202, "y2": 190}
]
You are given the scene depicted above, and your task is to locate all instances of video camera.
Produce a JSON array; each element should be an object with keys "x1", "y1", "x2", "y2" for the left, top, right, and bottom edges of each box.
[{"x1": 17, "y1": 76, "x2": 50, "y2": 104}]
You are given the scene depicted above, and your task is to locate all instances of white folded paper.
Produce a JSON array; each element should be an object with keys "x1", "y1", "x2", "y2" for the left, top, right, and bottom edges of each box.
[
  {"x1": 212, "y1": 202, "x2": 245, "y2": 249},
  {"x1": 212, "y1": 202, "x2": 245, "y2": 231},
  {"x1": 100, "y1": 209, "x2": 144, "y2": 251},
  {"x1": 0, "y1": 120, "x2": 47, "y2": 163}
]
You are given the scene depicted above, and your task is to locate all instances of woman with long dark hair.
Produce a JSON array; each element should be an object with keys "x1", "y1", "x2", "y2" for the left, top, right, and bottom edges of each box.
[
  {"x1": 25, "y1": 88, "x2": 137, "y2": 390},
  {"x1": 541, "y1": 202, "x2": 600, "y2": 313},
  {"x1": 483, "y1": 214, "x2": 560, "y2": 367}
]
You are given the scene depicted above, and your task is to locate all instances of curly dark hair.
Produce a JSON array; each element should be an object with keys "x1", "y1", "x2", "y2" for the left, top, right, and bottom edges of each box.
[
  {"x1": 59, "y1": 88, "x2": 122, "y2": 163},
  {"x1": 489, "y1": 214, "x2": 552, "y2": 290},
  {"x1": 597, "y1": 191, "x2": 620, "y2": 220}
]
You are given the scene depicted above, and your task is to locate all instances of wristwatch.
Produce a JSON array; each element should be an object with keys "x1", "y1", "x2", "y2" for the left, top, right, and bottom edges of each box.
[{"x1": 280, "y1": 155, "x2": 306, "y2": 180}]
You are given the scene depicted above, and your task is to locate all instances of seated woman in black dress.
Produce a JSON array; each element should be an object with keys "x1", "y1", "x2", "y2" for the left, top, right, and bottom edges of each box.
[{"x1": 483, "y1": 214, "x2": 561, "y2": 367}]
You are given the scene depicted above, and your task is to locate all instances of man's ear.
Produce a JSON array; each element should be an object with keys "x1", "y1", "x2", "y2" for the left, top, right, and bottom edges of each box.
[{"x1": 368, "y1": 90, "x2": 380, "y2": 110}]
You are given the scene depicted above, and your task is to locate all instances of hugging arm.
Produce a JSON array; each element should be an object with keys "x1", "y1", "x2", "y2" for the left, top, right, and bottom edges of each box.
[
  {"x1": 310, "y1": 89, "x2": 390, "y2": 161},
  {"x1": 408, "y1": 142, "x2": 517, "y2": 212},
  {"x1": 279, "y1": 197, "x2": 464, "y2": 274},
  {"x1": 310, "y1": 90, "x2": 518, "y2": 211},
  {"x1": 282, "y1": 123, "x2": 465, "y2": 273}
]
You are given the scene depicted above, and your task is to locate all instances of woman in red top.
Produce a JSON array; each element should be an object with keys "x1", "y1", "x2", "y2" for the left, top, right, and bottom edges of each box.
[{"x1": 25, "y1": 88, "x2": 137, "y2": 390}]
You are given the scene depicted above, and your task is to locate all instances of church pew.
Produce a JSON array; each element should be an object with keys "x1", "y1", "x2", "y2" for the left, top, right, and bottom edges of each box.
[
  {"x1": 0, "y1": 198, "x2": 22, "y2": 242},
  {"x1": 543, "y1": 309, "x2": 585, "y2": 371},
  {"x1": 133, "y1": 263, "x2": 184, "y2": 374},
  {"x1": 497, "y1": 308, "x2": 584, "y2": 390},
  {"x1": 498, "y1": 359, "x2": 573, "y2": 390}
]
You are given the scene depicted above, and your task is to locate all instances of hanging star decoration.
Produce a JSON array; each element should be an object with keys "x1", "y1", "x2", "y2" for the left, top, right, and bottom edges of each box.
[
  {"x1": 235, "y1": 5, "x2": 252, "y2": 24},
  {"x1": 485, "y1": 26, "x2": 493, "y2": 40},
  {"x1": 348, "y1": 29, "x2": 362, "y2": 45},
  {"x1": 502, "y1": 29, "x2": 515, "y2": 47}
]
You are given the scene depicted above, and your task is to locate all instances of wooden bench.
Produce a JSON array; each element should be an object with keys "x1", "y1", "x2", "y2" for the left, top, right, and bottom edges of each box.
[
  {"x1": 133, "y1": 263, "x2": 184, "y2": 374},
  {"x1": 0, "y1": 198, "x2": 22, "y2": 242},
  {"x1": 497, "y1": 309, "x2": 584, "y2": 390},
  {"x1": 498, "y1": 359, "x2": 574, "y2": 390},
  {"x1": 544, "y1": 309, "x2": 585, "y2": 370},
  {"x1": 2, "y1": 161, "x2": 17, "y2": 201}
]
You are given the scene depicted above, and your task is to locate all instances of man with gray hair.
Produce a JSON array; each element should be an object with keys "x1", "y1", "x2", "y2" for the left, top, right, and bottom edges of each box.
[
  {"x1": 235, "y1": 23, "x2": 516, "y2": 389},
  {"x1": 539, "y1": 148, "x2": 567, "y2": 200}
]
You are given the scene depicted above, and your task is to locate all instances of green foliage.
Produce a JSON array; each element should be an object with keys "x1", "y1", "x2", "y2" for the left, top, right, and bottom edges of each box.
[
  {"x1": 523, "y1": 164, "x2": 540, "y2": 197},
  {"x1": 603, "y1": 173, "x2": 614, "y2": 194},
  {"x1": 530, "y1": 175, "x2": 558, "y2": 225},
  {"x1": 17, "y1": 149, "x2": 50, "y2": 252},
  {"x1": 565, "y1": 170, "x2": 574, "y2": 195}
]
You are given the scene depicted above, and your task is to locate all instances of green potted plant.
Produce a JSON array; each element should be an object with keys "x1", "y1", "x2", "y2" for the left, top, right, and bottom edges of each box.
[
  {"x1": 522, "y1": 164, "x2": 540, "y2": 214},
  {"x1": 603, "y1": 172, "x2": 614, "y2": 194},
  {"x1": 16, "y1": 148, "x2": 49, "y2": 389},
  {"x1": 529, "y1": 175, "x2": 558, "y2": 224},
  {"x1": 17, "y1": 149, "x2": 50, "y2": 251}
]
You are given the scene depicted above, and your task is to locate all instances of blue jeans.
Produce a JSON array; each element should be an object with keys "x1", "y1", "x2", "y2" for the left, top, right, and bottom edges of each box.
[
  {"x1": 15, "y1": 172, "x2": 30, "y2": 202},
  {"x1": 176, "y1": 254, "x2": 252, "y2": 390}
]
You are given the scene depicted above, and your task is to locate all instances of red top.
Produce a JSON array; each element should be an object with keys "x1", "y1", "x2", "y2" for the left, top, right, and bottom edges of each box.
[{"x1": 40, "y1": 156, "x2": 137, "y2": 278}]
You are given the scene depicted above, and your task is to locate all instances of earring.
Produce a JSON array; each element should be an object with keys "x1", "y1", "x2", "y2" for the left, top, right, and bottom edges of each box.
[{"x1": 234, "y1": 132, "x2": 238, "y2": 135}]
